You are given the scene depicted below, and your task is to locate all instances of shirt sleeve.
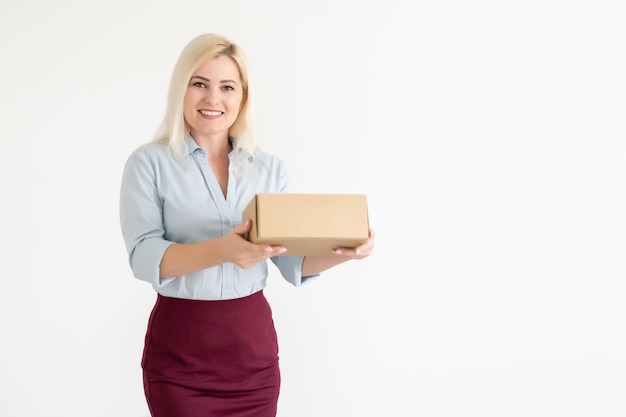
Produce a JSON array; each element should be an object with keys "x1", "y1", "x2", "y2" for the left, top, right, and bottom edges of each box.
[
  {"x1": 119, "y1": 147, "x2": 175, "y2": 288},
  {"x1": 270, "y1": 255, "x2": 319, "y2": 286}
]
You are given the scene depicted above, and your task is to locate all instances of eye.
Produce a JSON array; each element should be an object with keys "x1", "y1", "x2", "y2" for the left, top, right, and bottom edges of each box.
[
  {"x1": 222, "y1": 85, "x2": 235, "y2": 92},
  {"x1": 192, "y1": 81, "x2": 207, "y2": 88}
]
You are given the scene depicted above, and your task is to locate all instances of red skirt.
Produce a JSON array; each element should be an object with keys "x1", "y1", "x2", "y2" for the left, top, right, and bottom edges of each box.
[{"x1": 142, "y1": 290, "x2": 280, "y2": 417}]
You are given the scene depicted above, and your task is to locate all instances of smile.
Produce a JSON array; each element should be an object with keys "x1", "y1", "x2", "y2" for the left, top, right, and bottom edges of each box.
[{"x1": 199, "y1": 110, "x2": 223, "y2": 116}]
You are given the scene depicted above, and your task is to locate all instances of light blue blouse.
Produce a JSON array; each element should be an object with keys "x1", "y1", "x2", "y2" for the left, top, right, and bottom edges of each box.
[{"x1": 119, "y1": 135, "x2": 315, "y2": 300}]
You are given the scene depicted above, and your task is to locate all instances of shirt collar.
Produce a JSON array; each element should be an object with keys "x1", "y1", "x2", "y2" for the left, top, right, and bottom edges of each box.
[
  {"x1": 184, "y1": 134, "x2": 201, "y2": 156},
  {"x1": 185, "y1": 134, "x2": 251, "y2": 161}
]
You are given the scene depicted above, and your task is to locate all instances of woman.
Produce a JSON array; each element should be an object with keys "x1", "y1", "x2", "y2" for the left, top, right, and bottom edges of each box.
[{"x1": 119, "y1": 33, "x2": 375, "y2": 417}]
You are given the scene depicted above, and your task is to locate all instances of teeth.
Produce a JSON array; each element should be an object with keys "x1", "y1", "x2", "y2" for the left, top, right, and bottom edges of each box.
[{"x1": 200, "y1": 110, "x2": 221, "y2": 116}]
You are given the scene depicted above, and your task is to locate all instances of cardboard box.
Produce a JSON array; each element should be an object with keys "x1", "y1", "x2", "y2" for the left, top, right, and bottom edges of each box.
[{"x1": 242, "y1": 193, "x2": 369, "y2": 256}]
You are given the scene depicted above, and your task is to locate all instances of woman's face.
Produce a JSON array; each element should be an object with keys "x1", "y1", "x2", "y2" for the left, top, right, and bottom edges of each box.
[{"x1": 183, "y1": 55, "x2": 244, "y2": 141}]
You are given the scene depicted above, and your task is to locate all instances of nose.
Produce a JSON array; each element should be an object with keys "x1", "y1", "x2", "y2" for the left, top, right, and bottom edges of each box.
[{"x1": 204, "y1": 88, "x2": 220, "y2": 105}]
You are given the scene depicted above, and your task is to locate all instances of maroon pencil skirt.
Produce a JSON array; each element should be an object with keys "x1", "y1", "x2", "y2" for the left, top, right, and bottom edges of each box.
[{"x1": 141, "y1": 290, "x2": 281, "y2": 417}]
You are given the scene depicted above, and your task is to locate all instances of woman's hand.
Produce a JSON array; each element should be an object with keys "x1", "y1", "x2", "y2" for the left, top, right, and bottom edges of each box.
[
  {"x1": 221, "y1": 220, "x2": 287, "y2": 269},
  {"x1": 300, "y1": 228, "x2": 375, "y2": 276},
  {"x1": 332, "y1": 228, "x2": 375, "y2": 259}
]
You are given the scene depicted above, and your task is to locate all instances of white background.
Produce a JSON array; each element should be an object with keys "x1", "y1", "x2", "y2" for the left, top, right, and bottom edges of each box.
[{"x1": 1, "y1": 1, "x2": 625, "y2": 416}]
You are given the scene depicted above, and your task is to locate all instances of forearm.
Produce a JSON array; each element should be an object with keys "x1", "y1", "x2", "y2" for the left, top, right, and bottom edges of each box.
[
  {"x1": 159, "y1": 239, "x2": 227, "y2": 278},
  {"x1": 301, "y1": 255, "x2": 349, "y2": 277}
]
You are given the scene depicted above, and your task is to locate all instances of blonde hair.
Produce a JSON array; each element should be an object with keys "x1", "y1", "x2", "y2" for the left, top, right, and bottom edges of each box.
[{"x1": 153, "y1": 33, "x2": 256, "y2": 163}]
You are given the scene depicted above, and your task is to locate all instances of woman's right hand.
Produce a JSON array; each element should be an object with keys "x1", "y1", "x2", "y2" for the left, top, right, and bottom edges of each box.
[{"x1": 221, "y1": 220, "x2": 287, "y2": 269}]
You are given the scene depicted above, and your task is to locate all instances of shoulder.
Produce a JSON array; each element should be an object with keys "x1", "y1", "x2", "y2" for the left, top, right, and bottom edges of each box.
[
  {"x1": 121, "y1": 143, "x2": 179, "y2": 182},
  {"x1": 129, "y1": 142, "x2": 170, "y2": 159},
  {"x1": 125, "y1": 142, "x2": 172, "y2": 167},
  {"x1": 251, "y1": 149, "x2": 287, "y2": 171}
]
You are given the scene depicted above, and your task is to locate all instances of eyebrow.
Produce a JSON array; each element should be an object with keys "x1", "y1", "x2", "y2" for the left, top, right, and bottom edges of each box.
[{"x1": 190, "y1": 75, "x2": 239, "y2": 85}]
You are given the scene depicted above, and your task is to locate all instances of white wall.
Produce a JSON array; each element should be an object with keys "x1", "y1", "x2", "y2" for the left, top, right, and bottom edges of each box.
[{"x1": 1, "y1": 1, "x2": 625, "y2": 416}]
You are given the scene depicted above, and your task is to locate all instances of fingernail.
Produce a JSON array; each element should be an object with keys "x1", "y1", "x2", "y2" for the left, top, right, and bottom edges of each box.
[
  {"x1": 278, "y1": 248, "x2": 287, "y2": 254},
  {"x1": 333, "y1": 249, "x2": 342, "y2": 255}
]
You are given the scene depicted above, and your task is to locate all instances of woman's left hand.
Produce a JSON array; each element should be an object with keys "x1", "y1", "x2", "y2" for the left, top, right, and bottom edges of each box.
[{"x1": 332, "y1": 228, "x2": 375, "y2": 259}]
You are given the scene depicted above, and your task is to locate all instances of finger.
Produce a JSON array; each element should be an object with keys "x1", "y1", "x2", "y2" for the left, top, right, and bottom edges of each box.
[
  {"x1": 252, "y1": 243, "x2": 279, "y2": 254},
  {"x1": 332, "y1": 246, "x2": 355, "y2": 256},
  {"x1": 264, "y1": 245, "x2": 287, "y2": 255},
  {"x1": 272, "y1": 246, "x2": 287, "y2": 255},
  {"x1": 231, "y1": 219, "x2": 252, "y2": 235},
  {"x1": 355, "y1": 239, "x2": 375, "y2": 256}
]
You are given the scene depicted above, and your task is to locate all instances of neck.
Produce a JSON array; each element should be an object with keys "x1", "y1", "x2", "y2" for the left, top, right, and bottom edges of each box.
[{"x1": 192, "y1": 133, "x2": 232, "y2": 159}]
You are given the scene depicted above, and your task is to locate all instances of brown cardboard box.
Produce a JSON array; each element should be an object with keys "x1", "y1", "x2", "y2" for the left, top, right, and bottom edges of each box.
[{"x1": 242, "y1": 193, "x2": 370, "y2": 256}]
